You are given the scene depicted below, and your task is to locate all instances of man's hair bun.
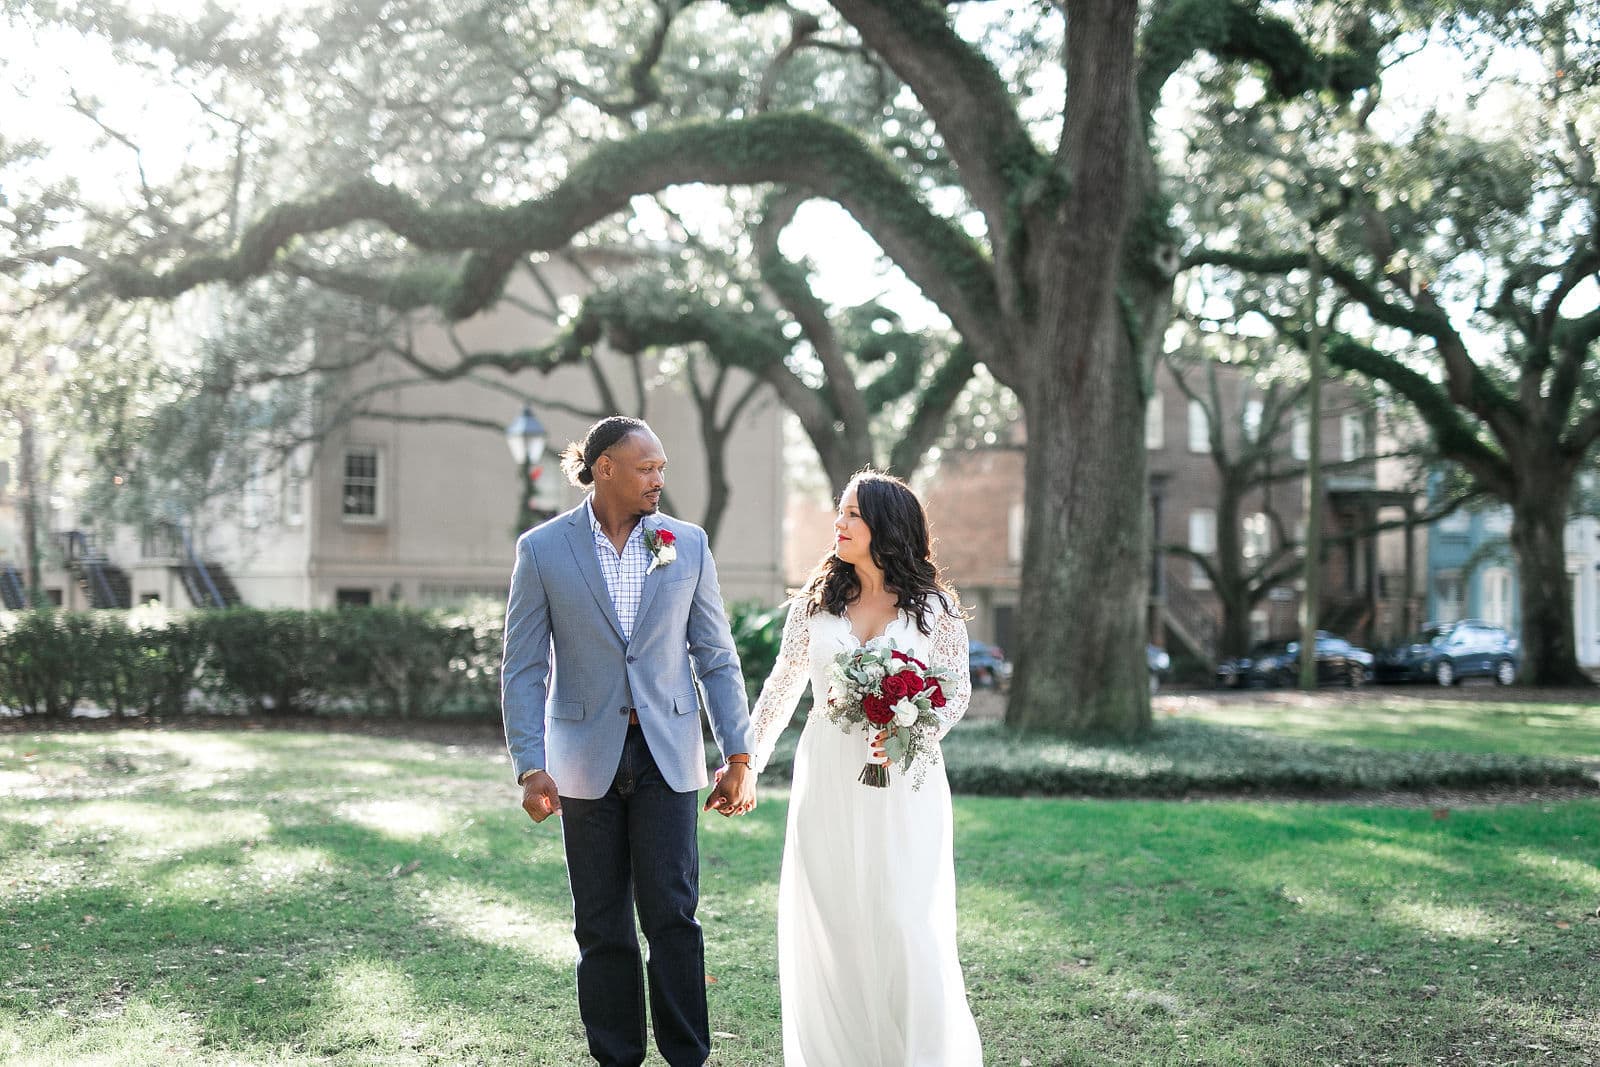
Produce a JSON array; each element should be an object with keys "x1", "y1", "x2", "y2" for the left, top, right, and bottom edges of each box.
[{"x1": 560, "y1": 415, "x2": 650, "y2": 488}]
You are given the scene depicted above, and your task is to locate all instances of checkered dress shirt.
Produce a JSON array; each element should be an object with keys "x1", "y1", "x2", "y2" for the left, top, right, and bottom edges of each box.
[{"x1": 587, "y1": 497, "x2": 651, "y2": 641}]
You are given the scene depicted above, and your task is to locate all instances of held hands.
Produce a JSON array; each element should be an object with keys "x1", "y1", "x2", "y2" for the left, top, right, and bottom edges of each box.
[
  {"x1": 871, "y1": 729, "x2": 892, "y2": 766},
  {"x1": 703, "y1": 762, "x2": 757, "y2": 817},
  {"x1": 520, "y1": 771, "x2": 562, "y2": 823}
]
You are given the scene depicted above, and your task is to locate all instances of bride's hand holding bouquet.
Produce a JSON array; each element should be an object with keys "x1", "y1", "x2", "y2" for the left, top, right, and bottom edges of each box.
[{"x1": 826, "y1": 637, "x2": 952, "y2": 788}]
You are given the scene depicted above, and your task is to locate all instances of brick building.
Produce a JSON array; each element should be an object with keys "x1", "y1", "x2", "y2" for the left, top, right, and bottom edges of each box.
[{"x1": 863, "y1": 360, "x2": 1428, "y2": 669}]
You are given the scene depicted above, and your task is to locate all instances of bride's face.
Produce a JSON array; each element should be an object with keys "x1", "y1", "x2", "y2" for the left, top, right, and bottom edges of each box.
[{"x1": 832, "y1": 485, "x2": 872, "y2": 568}]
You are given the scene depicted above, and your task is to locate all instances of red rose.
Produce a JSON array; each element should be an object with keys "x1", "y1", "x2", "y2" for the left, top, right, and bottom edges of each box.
[
  {"x1": 881, "y1": 673, "x2": 911, "y2": 701},
  {"x1": 862, "y1": 694, "x2": 895, "y2": 725},
  {"x1": 926, "y1": 681, "x2": 946, "y2": 708},
  {"x1": 900, "y1": 671, "x2": 925, "y2": 695},
  {"x1": 656, "y1": 530, "x2": 676, "y2": 545}
]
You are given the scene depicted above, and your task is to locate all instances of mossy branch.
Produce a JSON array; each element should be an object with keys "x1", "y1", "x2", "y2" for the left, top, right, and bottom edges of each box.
[
  {"x1": 82, "y1": 113, "x2": 999, "y2": 359},
  {"x1": 1322, "y1": 334, "x2": 1510, "y2": 495},
  {"x1": 829, "y1": 0, "x2": 1045, "y2": 242},
  {"x1": 1138, "y1": 0, "x2": 1378, "y2": 117}
]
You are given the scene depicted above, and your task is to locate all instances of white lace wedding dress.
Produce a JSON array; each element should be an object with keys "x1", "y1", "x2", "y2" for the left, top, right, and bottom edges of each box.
[{"x1": 749, "y1": 596, "x2": 984, "y2": 1066}]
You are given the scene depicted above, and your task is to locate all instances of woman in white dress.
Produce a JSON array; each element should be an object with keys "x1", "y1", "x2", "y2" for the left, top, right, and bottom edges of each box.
[{"x1": 746, "y1": 470, "x2": 983, "y2": 1066}]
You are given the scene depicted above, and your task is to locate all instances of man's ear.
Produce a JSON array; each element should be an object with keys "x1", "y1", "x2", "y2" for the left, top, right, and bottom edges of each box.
[{"x1": 592, "y1": 454, "x2": 611, "y2": 481}]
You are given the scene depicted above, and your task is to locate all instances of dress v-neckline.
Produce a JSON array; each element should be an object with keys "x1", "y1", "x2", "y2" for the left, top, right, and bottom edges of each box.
[{"x1": 841, "y1": 603, "x2": 898, "y2": 647}]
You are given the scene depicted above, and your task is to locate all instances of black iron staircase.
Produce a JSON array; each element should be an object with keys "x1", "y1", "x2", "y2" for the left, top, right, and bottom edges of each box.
[{"x1": 0, "y1": 563, "x2": 25, "y2": 609}]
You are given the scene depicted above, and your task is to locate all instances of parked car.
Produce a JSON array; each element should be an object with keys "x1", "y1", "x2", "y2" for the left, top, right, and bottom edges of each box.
[
  {"x1": 1215, "y1": 631, "x2": 1371, "y2": 688},
  {"x1": 1147, "y1": 644, "x2": 1171, "y2": 695},
  {"x1": 969, "y1": 640, "x2": 1012, "y2": 690},
  {"x1": 1374, "y1": 620, "x2": 1519, "y2": 686}
]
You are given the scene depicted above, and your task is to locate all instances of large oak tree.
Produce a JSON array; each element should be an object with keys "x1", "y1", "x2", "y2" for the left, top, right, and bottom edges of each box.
[
  {"x1": 1184, "y1": 2, "x2": 1600, "y2": 684},
  {"x1": 6, "y1": 0, "x2": 1378, "y2": 735}
]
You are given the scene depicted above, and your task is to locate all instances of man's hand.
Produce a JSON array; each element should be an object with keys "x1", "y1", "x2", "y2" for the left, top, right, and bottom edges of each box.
[
  {"x1": 520, "y1": 771, "x2": 562, "y2": 823},
  {"x1": 703, "y1": 763, "x2": 756, "y2": 817}
]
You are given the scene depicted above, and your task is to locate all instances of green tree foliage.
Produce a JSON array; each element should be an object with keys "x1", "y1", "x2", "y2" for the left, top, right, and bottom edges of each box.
[
  {"x1": 1182, "y1": 1, "x2": 1599, "y2": 684},
  {"x1": 2, "y1": 0, "x2": 1382, "y2": 735}
]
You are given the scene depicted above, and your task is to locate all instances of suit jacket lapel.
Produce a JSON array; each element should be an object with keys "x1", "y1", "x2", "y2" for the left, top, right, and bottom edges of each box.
[
  {"x1": 630, "y1": 516, "x2": 668, "y2": 639},
  {"x1": 564, "y1": 508, "x2": 627, "y2": 644}
]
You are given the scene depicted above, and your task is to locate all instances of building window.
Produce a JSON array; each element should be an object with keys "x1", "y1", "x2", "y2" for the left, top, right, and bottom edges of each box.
[
  {"x1": 1187, "y1": 400, "x2": 1210, "y2": 454},
  {"x1": 1145, "y1": 392, "x2": 1164, "y2": 450},
  {"x1": 1481, "y1": 567, "x2": 1513, "y2": 630},
  {"x1": 1434, "y1": 570, "x2": 1464, "y2": 624},
  {"x1": 1340, "y1": 413, "x2": 1367, "y2": 461},
  {"x1": 1243, "y1": 399, "x2": 1263, "y2": 443},
  {"x1": 1242, "y1": 512, "x2": 1270, "y2": 562},
  {"x1": 283, "y1": 466, "x2": 306, "y2": 527},
  {"x1": 341, "y1": 448, "x2": 382, "y2": 522},
  {"x1": 1482, "y1": 507, "x2": 1511, "y2": 535},
  {"x1": 241, "y1": 456, "x2": 266, "y2": 529},
  {"x1": 1249, "y1": 607, "x2": 1270, "y2": 645},
  {"x1": 1189, "y1": 508, "x2": 1216, "y2": 589},
  {"x1": 336, "y1": 588, "x2": 374, "y2": 608},
  {"x1": 1292, "y1": 413, "x2": 1310, "y2": 461},
  {"x1": 1007, "y1": 502, "x2": 1024, "y2": 564}
]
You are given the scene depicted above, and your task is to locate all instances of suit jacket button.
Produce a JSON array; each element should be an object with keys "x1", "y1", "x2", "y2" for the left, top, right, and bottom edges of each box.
[{"x1": 626, "y1": 655, "x2": 636, "y2": 663}]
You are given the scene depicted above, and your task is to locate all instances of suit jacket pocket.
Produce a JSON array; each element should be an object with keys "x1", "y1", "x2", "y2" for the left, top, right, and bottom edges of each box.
[
  {"x1": 548, "y1": 699, "x2": 586, "y2": 721},
  {"x1": 672, "y1": 691, "x2": 701, "y2": 717}
]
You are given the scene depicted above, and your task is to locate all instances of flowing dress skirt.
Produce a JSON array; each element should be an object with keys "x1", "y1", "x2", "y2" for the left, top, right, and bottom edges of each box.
[{"x1": 776, "y1": 715, "x2": 984, "y2": 1066}]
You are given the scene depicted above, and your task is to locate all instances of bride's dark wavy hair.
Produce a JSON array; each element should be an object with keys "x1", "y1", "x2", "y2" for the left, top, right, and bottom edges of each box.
[{"x1": 800, "y1": 470, "x2": 955, "y2": 636}]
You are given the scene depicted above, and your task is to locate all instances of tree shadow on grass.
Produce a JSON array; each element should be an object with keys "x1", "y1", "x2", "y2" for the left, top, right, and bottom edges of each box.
[
  {"x1": 952, "y1": 795, "x2": 1600, "y2": 1065},
  {"x1": 2, "y1": 782, "x2": 788, "y2": 1065}
]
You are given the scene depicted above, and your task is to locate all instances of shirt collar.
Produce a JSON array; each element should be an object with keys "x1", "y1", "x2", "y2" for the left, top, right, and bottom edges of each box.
[{"x1": 585, "y1": 496, "x2": 649, "y2": 544}]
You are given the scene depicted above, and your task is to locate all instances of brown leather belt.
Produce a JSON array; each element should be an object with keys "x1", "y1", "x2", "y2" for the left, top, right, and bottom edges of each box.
[{"x1": 622, "y1": 706, "x2": 639, "y2": 725}]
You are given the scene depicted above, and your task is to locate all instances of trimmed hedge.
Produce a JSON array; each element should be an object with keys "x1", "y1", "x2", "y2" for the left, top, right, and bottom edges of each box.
[
  {"x1": 751, "y1": 719, "x2": 1598, "y2": 797},
  {"x1": 0, "y1": 605, "x2": 504, "y2": 720},
  {"x1": 0, "y1": 600, "x2": 783, "y2": 721}
]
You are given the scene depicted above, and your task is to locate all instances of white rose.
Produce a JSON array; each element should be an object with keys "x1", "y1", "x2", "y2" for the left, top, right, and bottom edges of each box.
[
  {"x1": 892, "y1": 698, "x2": 919, "y2": 727},
  {"x1": 657, "y1": 544, "x2": 677, "y2": 564}
]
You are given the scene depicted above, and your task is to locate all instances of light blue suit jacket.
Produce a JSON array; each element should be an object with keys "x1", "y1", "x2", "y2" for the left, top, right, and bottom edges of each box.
[{"x1": 500, "y1": 502, "x2": 753, "y2": 800}]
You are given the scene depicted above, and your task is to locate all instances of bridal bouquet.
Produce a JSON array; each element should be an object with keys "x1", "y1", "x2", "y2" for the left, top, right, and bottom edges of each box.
[{"x1": 826, "y1": 637, "x2": 952, "y2": 789}]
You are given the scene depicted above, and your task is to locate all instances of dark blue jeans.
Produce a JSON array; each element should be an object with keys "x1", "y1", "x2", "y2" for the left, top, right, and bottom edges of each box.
[{"x1": 559, "y1": 725, "x2": 708, "y2": 1067}]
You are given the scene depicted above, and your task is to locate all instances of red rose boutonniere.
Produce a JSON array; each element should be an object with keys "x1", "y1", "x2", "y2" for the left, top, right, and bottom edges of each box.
[{"x1": 645, "y1": 528, "x2": 677, "y2": 575}]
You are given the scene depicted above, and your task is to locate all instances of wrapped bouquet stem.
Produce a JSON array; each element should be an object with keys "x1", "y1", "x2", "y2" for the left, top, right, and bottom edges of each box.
[{"x1": 825, "y1": 637, "x2": 951, "y2": 789}]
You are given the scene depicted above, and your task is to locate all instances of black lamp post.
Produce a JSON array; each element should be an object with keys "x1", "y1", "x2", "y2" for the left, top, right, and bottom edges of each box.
[{"x1": 505, "y1": 404, "x2": 548, "y2": 534}]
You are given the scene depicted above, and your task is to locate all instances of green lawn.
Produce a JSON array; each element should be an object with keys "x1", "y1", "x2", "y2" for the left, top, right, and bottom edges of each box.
[{"x1": 1, "y1": 723, "x2": 1596, "y2": 1065}]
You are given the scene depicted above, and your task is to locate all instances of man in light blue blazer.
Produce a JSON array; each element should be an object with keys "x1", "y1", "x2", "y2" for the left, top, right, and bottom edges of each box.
[{"x1": 502, "y1": 415, "x2": 756, "y2": 1067}]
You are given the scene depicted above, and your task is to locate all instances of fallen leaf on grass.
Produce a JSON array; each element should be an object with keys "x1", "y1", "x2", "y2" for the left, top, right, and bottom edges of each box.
[
  {"x1": 712, "y1": 1031, "x2": 738, "y2": 1040},
  {"x1": 1554, "y1": 920, "x2": 1571, "y2": 929},
  {"x1": 1432, "y1": 808, "x2": 1450, "y2": 820},
  {"x1": 704, "y1": 974, "x2": 718, "y2": 985},
  {"x1": 387, "y1": 860, "x2": 422, "y2": 878}
]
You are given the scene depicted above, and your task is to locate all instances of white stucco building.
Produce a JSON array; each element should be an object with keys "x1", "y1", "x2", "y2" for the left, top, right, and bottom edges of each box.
[{"x1": 9, "y1": 263, "x2": 786, "y2": 612}]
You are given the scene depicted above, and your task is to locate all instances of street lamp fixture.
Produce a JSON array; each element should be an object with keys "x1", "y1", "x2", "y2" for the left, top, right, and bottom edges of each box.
[
  {"x1": 505, "y1": 404, "x2": 548, "y2": 533},
  {"x1": 505, "y1": 404, "x2": 547, "y2": 468}
]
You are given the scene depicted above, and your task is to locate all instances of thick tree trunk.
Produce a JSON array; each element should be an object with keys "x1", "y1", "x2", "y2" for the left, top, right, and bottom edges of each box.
[
  {"x1": 1510, "y1": 466, "x2": 1592, "y2": 686},
  {"x1": 1003, "y1": 0, "x2": 1149, "y2": 737},
  {"x1": 1214, "y1": 479, "x2": 1251, "y2": 658},
  {"x1": 1006, "y1": 316, "x2": 1151, "y2": 737}
]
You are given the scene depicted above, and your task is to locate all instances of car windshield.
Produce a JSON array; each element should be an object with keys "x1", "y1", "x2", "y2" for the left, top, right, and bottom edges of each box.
[
  {"x1": 1403, "y1": 629, "x2": 1450, "y2": 646},
  {"x1": 1248, "y1": 641, "x2": 1292, "y2": 656}
]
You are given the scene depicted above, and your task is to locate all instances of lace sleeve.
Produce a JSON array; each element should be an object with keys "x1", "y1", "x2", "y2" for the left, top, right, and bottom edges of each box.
[
  {"x1": 748, "y1": 600, "x2": 813, "y2": 773},
  {"x1": 927, "y1": 603, "x2": 972, "y2": 740}
]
